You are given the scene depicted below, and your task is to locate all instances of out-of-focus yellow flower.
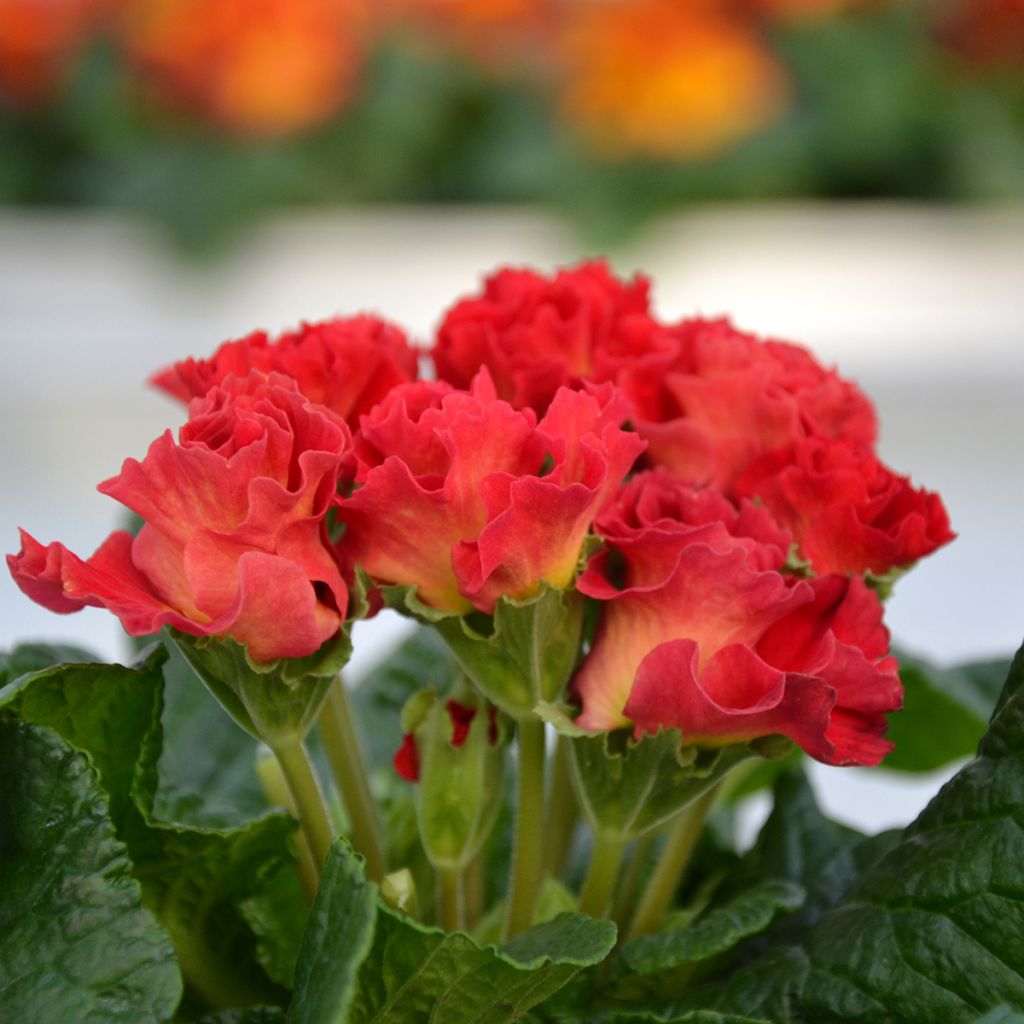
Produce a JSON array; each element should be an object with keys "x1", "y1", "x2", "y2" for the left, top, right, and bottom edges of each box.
[
  {"x1": 117, "y1": 0, "x2": 369, "y2": 136},
  {"x1": 556, "y1": 0, "x2": 788, "y2": 161},
  {"x1": 0, "y1": 0, "x2": 107, "y2": 106}
]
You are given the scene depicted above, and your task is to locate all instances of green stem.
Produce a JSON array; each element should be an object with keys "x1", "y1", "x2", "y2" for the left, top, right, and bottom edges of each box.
[
  {"x1": 578, "y1": 831, "x2": 627, "y2": 919},
  {"x1": 272, "y1": 738, "x2": 334, "y2": 883},
  {"x1": 626, "y1": 785, "x2": 719, "y2": 940},
  {"x1": 318, "y1": 677, "x2": 387, "y2": 882},
  {"x1": 257, "y1": 751, "x2": 319, "y2": 903},
  {"x1": 544, "y1": 735, "x2": 578, "y2": 879},
  {"x1": 437, "y1": 865, "x2": 465, "y2": 933},
  {"x1": 464, "y1": 851, "x2": 485, "y2": 931},
  {"x1": 504, "y1": 717, "x2": 547, "y2": 939},
  {"x1": 613, "y1": 830, "x2": 656, "y2": 931}
]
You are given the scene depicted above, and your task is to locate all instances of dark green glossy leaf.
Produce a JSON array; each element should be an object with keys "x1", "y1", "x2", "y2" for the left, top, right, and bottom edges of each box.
[
  {"x1": 0, "y1": 718, "x2": 182, "y2": 1023},
  {"x1": 671, "y1": 644, "x2": 1024, "y2": 1023},
  {"x1": 192, "y1": 1009, "x2": 286, "y2": 1024},
  {"x1": 289, "y1": 839, "x2": 378, "y2": 1024},
  {"x1": 240, "y1": 864, "x2": 307, "y2": 989}
]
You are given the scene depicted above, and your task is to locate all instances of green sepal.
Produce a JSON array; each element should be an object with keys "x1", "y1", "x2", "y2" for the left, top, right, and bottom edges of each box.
[
  {"x1": 569, "y1": 729, "x2": 785, "y2": 841},
  {"x1": 404, "y1": 688, "x2": 508, "y2": 871},
  {"x1": 168, "y1": 628, "x2": 351, "y2": 747},
  {"x1": 382, "y1": 580, "x2": 585, "y2": 720}
]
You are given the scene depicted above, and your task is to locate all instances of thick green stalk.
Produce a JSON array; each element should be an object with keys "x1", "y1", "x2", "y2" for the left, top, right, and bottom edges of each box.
[
  {"x1": 544, "y1": 735, "x2": 579, "y2": 879},
  {"x1": 578, "y1": 831, "x2": 628, "y2": 919},
  {"x1": 318, "y1": 677, "x2": 387, "y2": 882},
  {"x1": 504, "y1": 717, "x2": 547, "y2": 939},
  {"x1": 271, "y1": 738, "x2": 334, "y2": 883},
  {"x1": 257, "y1": 751, "x2": 319, "y2": 902},
  {"x1": 613, "y1": 830, "x2": 656, "y2": 930},
  {"x1": 437, "y1": 865, "x2": 466, "y2": 933},
  {"x1": 626, "y1": 785, "x2": 718, "y2": 940}
]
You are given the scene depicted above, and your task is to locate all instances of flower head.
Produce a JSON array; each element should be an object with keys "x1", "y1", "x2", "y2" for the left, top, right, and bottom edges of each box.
[
  {"x1": 9, "y1": 372, "x2": 353, "y2": 662},
  {"x1": 152, "y1": 314, "x2": 418, "y2": 431},
  {"x1": 434, "y1": 260, "x2": 653, "y2": 414},
  {"x1": 735, "y1": 437, "x2": 955, "y2": 576},
  {"x1": 573, "y1": 470, "x2": 901, "y2": 766},
  {"x1": 338, "y1": 370, "x2": 645, "y2": 614}
]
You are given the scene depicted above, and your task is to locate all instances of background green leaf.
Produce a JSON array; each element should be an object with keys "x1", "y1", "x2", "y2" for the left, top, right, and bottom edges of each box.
[{"x1": 0, "y1": 718, "x2": 182, "y2": 1023}]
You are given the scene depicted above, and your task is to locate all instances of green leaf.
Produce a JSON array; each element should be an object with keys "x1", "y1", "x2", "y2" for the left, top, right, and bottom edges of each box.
[
  {"x1": 348, "y1": 909, "x2": 616, "y2": 1023},
  {"x1": 673, "y1": 644, "x2": 1024, "y2": 1023},
  {"x1": 289, "y1": 839, "x2": 379, "y2": 1024},
  {"x1": 0, "y1": 644, "x2": 168, "y2": 831},
  {"x1": 618, "y1": 881, "x2": 805, "y2": 978},
  {"x1": 883, "y1": 651, "x2": 1003, "y2": 772},
  {"x1": 240, "y1": 865, "x2": 307, "y2": 989},
  {"x1": 168, "y1": 628, "x2": 350, "y2": 746},
  {"x1": 972, "y1": 1010, "x2": 1024, "y2": 1024},
  {"x1": 193, "y1": 1010, "x2": 287, "y2": 1024},
  {"x1": 384, "y1": 583, "x2": 585, "y2": 719},
  {"x1": 0, "y1": 647, "x2": 297, "y2": 1012},
  {"x1": 0, "y1": 640, "x2": 99, "y2": 685},
  {"x1": 0, "y1": 718, "x2": 182, "y2": 1023},
  {"x1": 569, "y1": 730, "x2": 769, "y2": 840},
  {"x1": 154, "y1": 639, "x2": 267, "y2": 829}
]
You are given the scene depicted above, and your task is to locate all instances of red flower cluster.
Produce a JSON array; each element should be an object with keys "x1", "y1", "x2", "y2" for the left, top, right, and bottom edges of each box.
[{"x1": 9, "y1": 261, "x2": 954, "y2": 768}]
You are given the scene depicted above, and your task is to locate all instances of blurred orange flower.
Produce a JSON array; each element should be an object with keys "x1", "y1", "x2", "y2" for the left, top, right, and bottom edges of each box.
[
  {"x1": 117, "y1": 0, "x2": 368, "y2": 136},
  {"x1": 936, "y1": 0, "x2": 1024, "y2": 70},
  {"x1": 556, "y1": 0, "x2": 788, "y2": 160},
  {"x1": 0, "y1": 0, "x2": 108, "y2": 105},
  {"x1": 731, "y1": 0, "x2": 874, "y2": 22}
]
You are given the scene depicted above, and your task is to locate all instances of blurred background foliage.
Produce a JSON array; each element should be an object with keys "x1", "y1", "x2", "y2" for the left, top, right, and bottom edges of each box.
[{"x1": 0, "y1": 0, "x2": 1022, "y2": 252}]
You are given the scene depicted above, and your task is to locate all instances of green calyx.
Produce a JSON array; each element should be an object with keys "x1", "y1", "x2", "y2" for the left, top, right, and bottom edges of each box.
[
  {"x1": 167, "y1": 627, "x2": 352, "y2": 749},
  {"x1": 568, "y1": 728, "x2": 793, "y2": 843},
  {"x1": 381, "y1": 580, "x2": 585, "y2": 722},
  {"x1": 403, "y1": 687, "x2": 508, "y2": 872}
]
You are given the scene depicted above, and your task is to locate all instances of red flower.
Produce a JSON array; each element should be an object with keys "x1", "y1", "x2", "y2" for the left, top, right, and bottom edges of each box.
[
  {"x1": 338, "y1": 370, "x2": 645, "y2": 614},
  {"x1": 152, "y1": 315, "x2": 418, "y2": 431},
  {"x1": 433, "y1": 260, "x2": 654, "y2": 414},
  {"x1": 735, "y1": 437, "x2": 955, "y2": 577},
  {"x1": 573, "y1": 471, "x2": 901, "y2": 766},
  {"x1": 8, "y1": 372, "x2": 352, "y2": 663},
  {"x1": 615, "y1": 317, "x2": 877, "y2": 491}
]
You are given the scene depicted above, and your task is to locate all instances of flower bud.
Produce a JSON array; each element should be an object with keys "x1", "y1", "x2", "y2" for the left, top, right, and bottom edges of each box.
[{"x1": 394, "y1": 688, "x2": 507, "y2": 872}]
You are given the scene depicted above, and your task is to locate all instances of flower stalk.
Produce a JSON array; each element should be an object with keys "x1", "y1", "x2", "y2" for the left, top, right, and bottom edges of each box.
[
  {"x1": 271, "y1": 737, "x2": 335, "y2": 885},
  {"x1": 257, "y1": 751, "x2": 320, "y2": 903},
  {"x1": 318, "y1": 676, "x2": 387, "y2": 882},
  {"x1": 578, "y1": 830, "x2": 628, "y2": 919},
  {"x1": 504, "y1": 716, "x2": 548, "y2": 939},
  {"x1": 626, "y1": 785, "x2": 719, "y2": 939}
]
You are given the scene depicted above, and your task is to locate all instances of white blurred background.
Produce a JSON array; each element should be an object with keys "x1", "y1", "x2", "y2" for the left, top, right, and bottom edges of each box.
[{"x1": 2, "y1": 204, "x2": 1022, "y2": 837}]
